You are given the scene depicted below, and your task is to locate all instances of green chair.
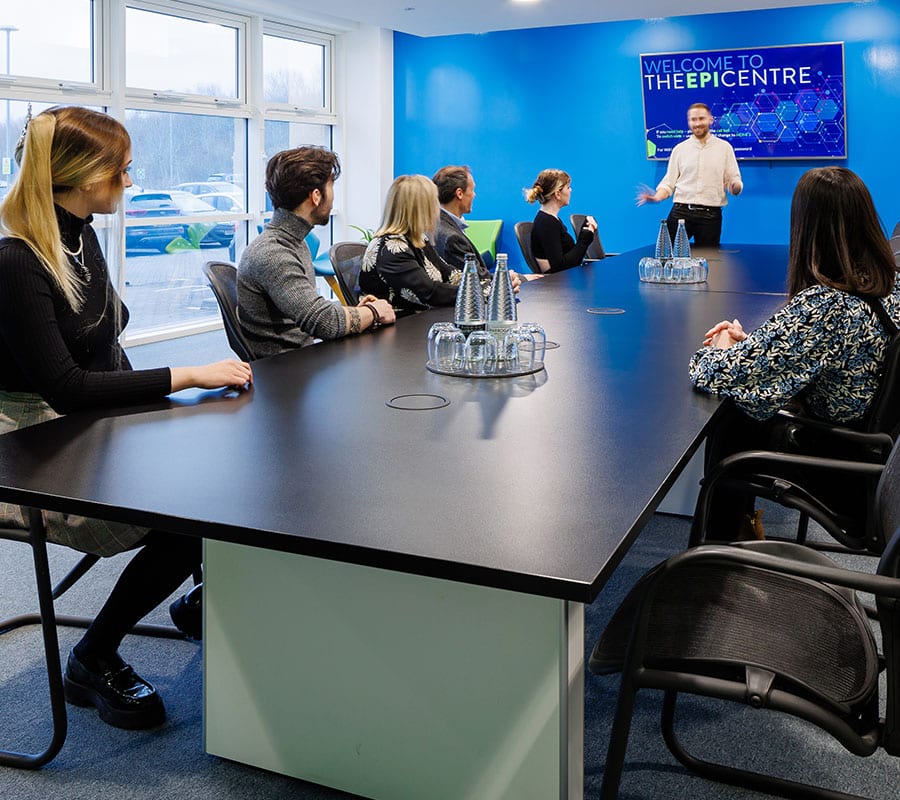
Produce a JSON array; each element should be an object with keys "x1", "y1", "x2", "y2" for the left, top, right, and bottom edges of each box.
[{"x1": 464, "y1": 219, "x2": 503, "y2": 267}]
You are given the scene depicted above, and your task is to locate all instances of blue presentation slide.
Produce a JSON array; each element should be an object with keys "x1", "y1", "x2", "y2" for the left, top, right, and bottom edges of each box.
[{"x1": 641, "y1": 42, "x2": 846, "y2": 160}]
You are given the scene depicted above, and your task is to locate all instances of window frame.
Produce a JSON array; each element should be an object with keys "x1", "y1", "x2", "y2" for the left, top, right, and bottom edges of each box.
[
  {"x1": 262, "y1": 21, "x2": 337, "y2": 125},
  {"x1": 0, "y1": 0, "x2": 339, "y2": 345}
]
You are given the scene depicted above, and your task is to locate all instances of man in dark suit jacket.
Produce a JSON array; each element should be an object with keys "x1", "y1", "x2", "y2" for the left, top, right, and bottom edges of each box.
[{"x1": 431, "y1": 165, "x2": 491, "y2": 279}]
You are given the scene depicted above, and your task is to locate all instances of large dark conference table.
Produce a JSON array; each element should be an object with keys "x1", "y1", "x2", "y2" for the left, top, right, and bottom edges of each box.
[{"x1": 0, "y1": 244, "x2": 788, "y2": 799}]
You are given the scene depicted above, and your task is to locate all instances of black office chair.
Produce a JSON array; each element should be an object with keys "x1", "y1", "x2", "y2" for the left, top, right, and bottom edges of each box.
[
  {"x1": 692, "y1": 299, "x2": 900, "y2": 557},
  {"x1": 513, "y1": 221, "x2": 542, "y2": 274},
  {"x1": 0, "y1": 512, "x2": 188, "y2": 768},
  {"x1": 591, "y1": 436, "x2": 900, "y2": 800},
  {"x1": 328, "y1": 241, "x2": 366, "y2": 305},
  {"x1": 202, "y1": 261, "x2": 256, "y2": 362},
  {"x1": 569, "y1": 213, "x2": 611, "y2": 259}
]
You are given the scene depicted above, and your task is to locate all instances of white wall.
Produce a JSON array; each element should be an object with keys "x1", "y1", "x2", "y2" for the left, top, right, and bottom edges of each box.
[{"x1": 333, "y1": 26, "x2": 394, "y2": 241}]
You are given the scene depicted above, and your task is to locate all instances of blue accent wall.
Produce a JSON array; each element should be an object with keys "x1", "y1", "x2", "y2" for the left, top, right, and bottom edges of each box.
[{"x1": 393, "y1": 2, "x2": 900, "y2": 270}]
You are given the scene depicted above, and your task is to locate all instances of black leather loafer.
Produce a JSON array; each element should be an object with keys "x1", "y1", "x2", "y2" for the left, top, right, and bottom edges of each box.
[
  {"x1": 63, "y1": 651, "x2": 165, "y2": 730},
  {"x1": 169, "y1": 583, "x2": 202, "y2": 640}
]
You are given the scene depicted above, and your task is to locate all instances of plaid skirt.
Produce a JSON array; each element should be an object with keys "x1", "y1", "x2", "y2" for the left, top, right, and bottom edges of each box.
[{"x1": 0, "y1": 391, "x2": 148, "y2": 556}]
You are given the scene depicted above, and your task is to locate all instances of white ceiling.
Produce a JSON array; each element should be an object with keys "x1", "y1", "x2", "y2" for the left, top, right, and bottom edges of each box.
[{"x1": 239, "y1": 0, "x2": 848, "y2": 38}]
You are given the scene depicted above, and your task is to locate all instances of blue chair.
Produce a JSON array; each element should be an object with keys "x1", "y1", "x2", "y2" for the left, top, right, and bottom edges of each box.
[{"x1": 305, "y1": 231, "x2": 341, "y2": 299}]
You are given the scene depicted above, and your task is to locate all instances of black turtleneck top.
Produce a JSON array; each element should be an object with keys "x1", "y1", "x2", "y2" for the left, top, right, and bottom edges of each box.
[{"x1": 0, "y1": 206, "x2": 171, "y2": 413}]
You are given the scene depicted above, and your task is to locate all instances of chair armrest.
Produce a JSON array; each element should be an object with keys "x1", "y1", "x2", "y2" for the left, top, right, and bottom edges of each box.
[
  {"x1": 666, "y1": 543, "x2": 900, "y2": 598},
  {"x1": 775, "y1": 409, "x2": 893, "y2": 460},
  {"x1": 690, "y1": 450, "x2": 884, "y2": 546}
]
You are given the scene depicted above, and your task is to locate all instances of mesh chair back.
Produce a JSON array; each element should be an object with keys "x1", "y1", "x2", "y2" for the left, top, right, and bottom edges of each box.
[
  {"x1": 592, "y1": 548, "x2": 880, "y2": 712},
  {"x1": 513, "y1": 222, "x2": 541, "y2": 274},
  {"x1": 329, "y1": 242, "x2": 366, "y2": 305},
  {"x1": 569, "y1": 213, "x2": 606, "y2": 259},
  {"x1": 202, "y1": 261, "x2": 255, "y2": 362}
]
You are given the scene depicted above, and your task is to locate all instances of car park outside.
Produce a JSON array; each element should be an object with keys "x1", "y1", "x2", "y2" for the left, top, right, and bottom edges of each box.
[{"x1": 126, "y1": 190, "x2": 236, "y2": 250}]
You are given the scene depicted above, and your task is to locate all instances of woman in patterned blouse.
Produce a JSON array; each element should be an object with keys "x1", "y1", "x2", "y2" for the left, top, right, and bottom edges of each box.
[
  {"x1": 690, "y1": 166, "x2": 899, "y2": 535},
  {"x1": 359, "y1": 174, "x2": 463, "y2": 312}
]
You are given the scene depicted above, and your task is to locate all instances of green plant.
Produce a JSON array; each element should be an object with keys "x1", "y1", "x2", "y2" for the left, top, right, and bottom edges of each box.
[{"x1": 349, "y1": 224, "x2": 375, "y2": 242}]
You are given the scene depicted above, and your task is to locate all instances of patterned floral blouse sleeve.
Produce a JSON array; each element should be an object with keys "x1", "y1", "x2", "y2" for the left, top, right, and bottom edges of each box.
[{"x1": 688, "y1": 286, "x2": 856, "y2": 420}]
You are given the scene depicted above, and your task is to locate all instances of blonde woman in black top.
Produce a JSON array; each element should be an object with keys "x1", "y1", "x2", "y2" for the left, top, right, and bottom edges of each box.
[{"x1": 0, "y1": 106, "x2": 252, "y2": 729}]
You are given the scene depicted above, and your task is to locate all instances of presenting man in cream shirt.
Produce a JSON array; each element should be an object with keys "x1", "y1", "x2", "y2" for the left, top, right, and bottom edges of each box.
[{"x1": 637, "y1": 102, "x2": 742, "y2": 246}]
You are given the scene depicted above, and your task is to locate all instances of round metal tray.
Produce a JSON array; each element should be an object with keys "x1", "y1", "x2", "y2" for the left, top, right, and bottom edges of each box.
[{"x1": 426, "y1": 360, "x2": 545, "y2": 379}]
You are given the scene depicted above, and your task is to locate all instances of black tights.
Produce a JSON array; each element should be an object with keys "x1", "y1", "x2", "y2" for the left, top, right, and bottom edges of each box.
[{"x1": 74, "y1": 530, "x2": 201, "y2": 665}]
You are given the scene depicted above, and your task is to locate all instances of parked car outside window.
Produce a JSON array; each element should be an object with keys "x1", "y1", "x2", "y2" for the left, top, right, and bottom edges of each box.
[
  {"x1": 126, "y1": 190, "x2": 236, "y2": 250},
  {"x1": 175, "y1": 181, "x2": 243, "y2": 202}
]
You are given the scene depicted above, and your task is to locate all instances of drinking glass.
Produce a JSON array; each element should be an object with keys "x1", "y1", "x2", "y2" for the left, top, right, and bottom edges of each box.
[
  {"x1": 464, "y1": 330, "x2": 498, "y2": 374},
  {"x1": 431, "y1": 327, "x2": 466, "y2": 370},
  {"x1": 516, "y1": 323, "x2": 547, "y2": 364},
  {"x1": 427, "y1": 322, "x2": 459, "y2": 363},
  {"x1": 501, "y1": 326, "x2": 536, "y2": 371}
]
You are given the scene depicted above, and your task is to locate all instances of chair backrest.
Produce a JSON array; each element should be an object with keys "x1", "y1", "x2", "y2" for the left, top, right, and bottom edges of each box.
[
  {"x1": 513, "y1": 221, "x2": 541, "y2": 274},
  {"x1": 570, "y1": 213, "x2": 606, "y2": 260},
  {"x1": 861, "y1": 297, "x2": 900, "y2": 439},
  {"x1": 877, "y1": 438, "x2": 900, "y2": 570},
  {"x1": 202, "y1": 261, "x2": 256, "y2": 362},
  {"x1": 328, "y1": 241, "x2": 366, "y2": 305},
  {"x1": 464, "y1": 219, "x2": 503, "y2": 263},
  {"x1": 305, "y1": 230, "x2": 321, "y2": 259}
]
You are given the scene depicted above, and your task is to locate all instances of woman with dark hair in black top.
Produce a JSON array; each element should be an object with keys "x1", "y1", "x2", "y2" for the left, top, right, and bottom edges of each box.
[{"x1": 525, "y1": 168, "x2": 596, "y2": 273}]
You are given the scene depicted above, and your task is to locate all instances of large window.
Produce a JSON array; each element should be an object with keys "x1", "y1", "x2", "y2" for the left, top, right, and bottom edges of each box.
[{"x1": 0, "y1": 1, "x2": 336, "y2": 344}]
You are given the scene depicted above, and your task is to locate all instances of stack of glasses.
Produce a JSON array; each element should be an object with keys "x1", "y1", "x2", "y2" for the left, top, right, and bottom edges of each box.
[
  {"x1": 426, "y1": 321, "x2": 546, "y2": 376},
  {"x1": 427, "y1": 253, "x2": 546, "y2": 376},
  {"x1": 638, "y1": 219, "x2": 708, "y2": 283}
]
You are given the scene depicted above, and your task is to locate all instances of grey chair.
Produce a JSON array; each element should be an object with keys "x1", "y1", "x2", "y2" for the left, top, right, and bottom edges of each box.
[
  {"x1": 513, "y1": 221, "x2": 542, "y2": 274},
  {"x1": 569, "y1": 213, "x2": 609, "y2": 260},
  {"x1": 328, "y1": 241, "x2": 366, "y2": 305},
  {"x1": 591, "y1": 436, "x2": 900, "y2": 800},
  {"x1": 202, "y1": 261, "x2": 256, "y2": 362}
]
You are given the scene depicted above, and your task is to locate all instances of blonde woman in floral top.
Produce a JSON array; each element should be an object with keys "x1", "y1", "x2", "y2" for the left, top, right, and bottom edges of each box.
[
  {"x1": 689, "y1": 166, "x2": 899, "y2": 535},
  {"x1": 360, "y1": 174, "x2": 464, "y2": 312}
]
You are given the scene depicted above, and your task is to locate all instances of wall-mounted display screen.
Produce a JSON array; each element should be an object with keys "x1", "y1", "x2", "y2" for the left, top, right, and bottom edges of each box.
[{"x1": 641, "y1": 42, "x2": 846, "y2": 160}]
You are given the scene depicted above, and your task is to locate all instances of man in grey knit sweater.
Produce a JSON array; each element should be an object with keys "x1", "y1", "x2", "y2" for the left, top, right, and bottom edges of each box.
[{"x1": 237, "y1": 147, "x2": 395, "y2": 357}]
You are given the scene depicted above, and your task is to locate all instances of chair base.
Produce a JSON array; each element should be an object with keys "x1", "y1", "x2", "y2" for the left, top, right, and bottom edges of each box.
[{"x1": 660, "y1": 691, "x2": 873, "y2": 800}]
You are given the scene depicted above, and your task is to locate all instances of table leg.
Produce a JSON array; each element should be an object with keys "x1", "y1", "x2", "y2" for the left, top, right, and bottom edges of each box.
[{"x1": 204, "y1": 540, "x2": 584, "y2": 800}]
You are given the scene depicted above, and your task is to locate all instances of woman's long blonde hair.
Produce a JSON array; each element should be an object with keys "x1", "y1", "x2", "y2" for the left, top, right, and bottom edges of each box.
[
  {"x1": 375, "y1": 174, "x2": 440, "y2": 248},
  {"x1": 0, "y1": 106, "x2": 131, "y2": 310}
]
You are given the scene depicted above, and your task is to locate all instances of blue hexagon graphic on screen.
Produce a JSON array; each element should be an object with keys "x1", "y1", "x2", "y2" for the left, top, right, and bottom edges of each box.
[{"x1": 640, "y1": 42, "x2": 846, "y2": 159}]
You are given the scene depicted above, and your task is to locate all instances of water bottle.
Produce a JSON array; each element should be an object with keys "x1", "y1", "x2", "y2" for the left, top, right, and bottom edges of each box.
[
  {"x1": 654, "y1": 219, "x2": 673, "y2": 260},
  {"x1": 672, "y1": 219, "x2": 691, "y2": 281},
  {"x1": 486, "y1": 253, "x2": 516, "y2": 335},
  {"x1": 673, "y1": 219, "x2": 691, "y2": 259},
  {"x1": 455, "y1": 253, "x2": 485, "y2": 335}
]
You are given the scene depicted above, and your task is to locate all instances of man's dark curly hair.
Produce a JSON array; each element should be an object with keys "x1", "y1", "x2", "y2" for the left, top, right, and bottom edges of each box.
[{"x1": 265, "y1": 146, "x2": 341, "y2": 211}]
